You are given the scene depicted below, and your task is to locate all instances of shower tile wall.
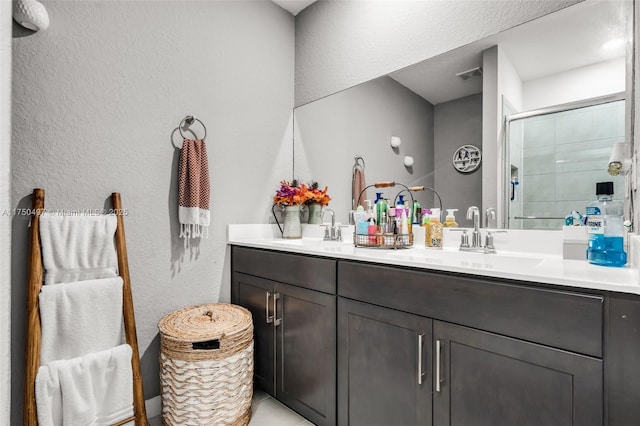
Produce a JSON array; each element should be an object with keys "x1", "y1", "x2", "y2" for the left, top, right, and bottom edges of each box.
[{"x1": 519, "y1": 101, "x2": 625, "y2": 230}]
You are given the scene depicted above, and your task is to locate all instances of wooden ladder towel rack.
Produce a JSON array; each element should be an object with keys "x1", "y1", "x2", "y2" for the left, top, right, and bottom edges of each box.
[{"x1": 23, "y1": 188, "x2": 147, "y2": 425}]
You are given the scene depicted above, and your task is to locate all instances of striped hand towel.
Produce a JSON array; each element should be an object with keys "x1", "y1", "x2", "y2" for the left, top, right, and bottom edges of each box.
[{"x1": 178, "y1": 138, "x2": 210, "y2": 238}]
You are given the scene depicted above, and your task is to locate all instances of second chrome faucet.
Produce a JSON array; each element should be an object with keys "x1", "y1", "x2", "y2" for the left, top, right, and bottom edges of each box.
[{"x1": 459, "y1": 206, "x2": 498, "y2": 254}]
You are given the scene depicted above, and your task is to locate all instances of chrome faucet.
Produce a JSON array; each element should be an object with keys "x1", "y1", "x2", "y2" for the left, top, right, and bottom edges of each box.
[
  {"x1": 458, "y1": 205, "x2": 502, "y2": 253},
  {"x1": 485, "y1": 207, "x2": 496, "y2": 229},
  {"x1": 322, "y1": 209, "x2": 343, "y2": 241},
  {"x1": 466, "y1": 206, "x2": 482, "y2": 248}
]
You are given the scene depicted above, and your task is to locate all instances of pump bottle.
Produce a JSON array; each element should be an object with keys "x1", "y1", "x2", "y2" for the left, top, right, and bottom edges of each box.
[{"x1": 443, "y1": 209, "x2": 459, "y2": 228}]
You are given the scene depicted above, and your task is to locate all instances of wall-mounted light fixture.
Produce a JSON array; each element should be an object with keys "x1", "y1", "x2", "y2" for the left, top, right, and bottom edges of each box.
[
  {"x1": 608, "y1": 142, "x2": 631, "y2": 176},
  {"x1": 390, "y1": 136, "x2": 401, "y2": 148},
  {"x1": 13, "y1": 0, "x2": 50, "y2": 32}
]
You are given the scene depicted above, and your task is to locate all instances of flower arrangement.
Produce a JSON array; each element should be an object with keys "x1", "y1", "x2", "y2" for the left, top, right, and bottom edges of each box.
[
  {"x1": 273, "y1": 180, "x2": 331, "y2": 206},
  {"x1": 273, "y1": 180, "x2": 307, "y2": 206},
  {"x1": 305, "y1": 181, "x2": 331, "y2": 206}
]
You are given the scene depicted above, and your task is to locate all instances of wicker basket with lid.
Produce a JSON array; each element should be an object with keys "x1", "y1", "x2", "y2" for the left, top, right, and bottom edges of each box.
[{"x1": 158, "y1": 303, "x2": 254, "y2": 426}]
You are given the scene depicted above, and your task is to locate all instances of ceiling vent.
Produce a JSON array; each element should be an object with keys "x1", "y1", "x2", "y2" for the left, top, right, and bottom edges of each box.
[{"x1": 455, "y1": 67, "x2": 483, "y2": 81}]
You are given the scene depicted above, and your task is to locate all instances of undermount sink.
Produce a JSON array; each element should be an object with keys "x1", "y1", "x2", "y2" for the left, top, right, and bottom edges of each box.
[
  {"x1": 386, "y1": 248, "x2": 544, "y2": 271},
  {"x1": 268, "y1": 237, "x2": 351, "y2": 248},
  {"x1": 269, "y1": 238, "x2": 308, "y2": 245}
]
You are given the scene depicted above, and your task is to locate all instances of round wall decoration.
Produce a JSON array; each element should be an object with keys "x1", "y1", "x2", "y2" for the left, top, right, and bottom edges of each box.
[{"x1": 452, "y1": 144, "x2": 482, "y2": 173}]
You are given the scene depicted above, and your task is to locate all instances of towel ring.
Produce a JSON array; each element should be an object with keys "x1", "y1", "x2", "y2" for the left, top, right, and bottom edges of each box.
[
  {"x1": 353, "y1": 155, "x2": 365, "y2": 172},
  {"x1": 179, "y1": 115, "x2": 207, "y2": 140}
]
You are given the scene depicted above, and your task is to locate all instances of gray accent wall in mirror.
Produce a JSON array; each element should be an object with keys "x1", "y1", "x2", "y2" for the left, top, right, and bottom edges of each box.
[{"x1": 293, "y1": 0, "x2": 631, "y2": 228}]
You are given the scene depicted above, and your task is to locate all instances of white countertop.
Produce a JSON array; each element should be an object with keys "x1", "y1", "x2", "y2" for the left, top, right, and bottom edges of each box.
[{"x1": 227, "y1": 224, "x2": 640, "y2": 295}]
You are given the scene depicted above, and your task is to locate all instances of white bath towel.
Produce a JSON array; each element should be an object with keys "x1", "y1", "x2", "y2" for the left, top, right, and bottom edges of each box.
[
  {"x1": 39, "y1": 277, "x2": 125, "y2": 365},
  {"x1": 39, "y1": 213, "x2": 118, "y2": 285},
  {"x1": 35, "y1": 344, "x2": 134, "y2": 426}
]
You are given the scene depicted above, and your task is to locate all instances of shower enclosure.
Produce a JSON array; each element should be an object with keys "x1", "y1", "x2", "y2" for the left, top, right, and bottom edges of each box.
[{"x1": 504, "y1": 95, "x2": 625, "y2": 230}]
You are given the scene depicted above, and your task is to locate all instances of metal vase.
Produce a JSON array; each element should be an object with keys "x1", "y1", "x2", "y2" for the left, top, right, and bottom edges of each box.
[
  {"x1": 307, "y1": 203, "x2": 323, "y2": 224},
  {"x1": 282, "y1": 205, "x2": 302, "y2": 238}
]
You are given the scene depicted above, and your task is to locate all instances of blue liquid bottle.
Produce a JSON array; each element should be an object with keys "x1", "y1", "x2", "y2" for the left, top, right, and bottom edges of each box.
[{"x1": 586, "y1": 182, "x2": 627, "y2": 267}]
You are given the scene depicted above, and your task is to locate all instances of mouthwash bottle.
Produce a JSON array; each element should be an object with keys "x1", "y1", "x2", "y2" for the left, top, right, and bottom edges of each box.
[{"x1": 586, "y1": 182, "x2": 627, "y2": 267}]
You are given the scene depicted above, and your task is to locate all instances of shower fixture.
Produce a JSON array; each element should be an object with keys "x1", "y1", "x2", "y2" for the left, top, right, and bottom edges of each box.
[{"x1": 608, "y1": 142, "x2": 631, "y2": 176}]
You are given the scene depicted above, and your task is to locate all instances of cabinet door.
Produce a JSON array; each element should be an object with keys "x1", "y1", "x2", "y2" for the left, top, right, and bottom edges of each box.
[
  {"x1": 433, "y1": 321, "x2": 602, "y2": 426},
  {"x1": 338, "y1": 298, "x2": 433, "y2": 426},
  {"x1": 275, "y1": 283, "x2": 337, "y2": 426},
  {"x1": 231, "y1": 272, "x2": 276, "y2": 395}
]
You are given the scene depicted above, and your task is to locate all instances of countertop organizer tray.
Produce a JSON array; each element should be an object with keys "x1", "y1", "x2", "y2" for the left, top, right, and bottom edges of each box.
[
  {"x1": 354, "y1": 180, "x2": 419, "y2": 249},
  {"x1": 353, "y1": 232, "x2": 413, "y2": 249}
]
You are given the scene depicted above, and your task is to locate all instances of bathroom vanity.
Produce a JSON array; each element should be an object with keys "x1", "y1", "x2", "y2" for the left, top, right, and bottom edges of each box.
[{"x1": 229, "y1": 226, "x2": 640, "y2": 426}]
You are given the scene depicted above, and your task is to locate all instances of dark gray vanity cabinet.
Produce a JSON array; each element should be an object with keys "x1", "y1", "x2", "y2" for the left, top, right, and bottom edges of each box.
[
  {"x1": 338, "y1": 260, "x2": 604, "y2": 426},
  {"x1": 231, "y1": 246, "x2": 337, "y2": 426},
  {"x1": 232, "y1": 272, "x2": 275, "y2": 392},
  {"x1": 338, "y1": 297, "x2": 433, "y2": 426},
  {"x1": 432, "y1": 321, "x2": 602, "y2": 426},
  {"x1": 230, "y1": 247, "x2": 640, "y2": 426}
]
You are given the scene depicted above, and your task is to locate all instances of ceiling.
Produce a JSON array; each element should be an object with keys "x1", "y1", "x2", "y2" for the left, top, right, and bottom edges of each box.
[
  {"x1": 389, "y1": 0, "x2": 627, "y2": 105},
  {"x1": 271, "y1": 0, "x2": 317, "y2": 16}
]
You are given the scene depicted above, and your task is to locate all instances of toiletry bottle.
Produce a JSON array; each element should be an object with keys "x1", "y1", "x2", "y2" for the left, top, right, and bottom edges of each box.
[
  {"x1": 376, "y1": 197, "x2": 388, "y2": 228},
  {"x1": 355, "y1": 205, "x2": 368, "y2": 235},
  {"x1": 389, "y1": 207, "x2": 397, "y2": 235},
  {"x1": 364, "y1": 200, "x2": 375, "y2": 243},
  {"x1": 412, "y1": 200, "x2": 422, "y2": 225},
  {"x1": 426, "y1": 210, "x2": 443, "y2": 249},
  {"x1": 586, "y1": 182, "x2": 627, "y2": 267},
  {"x1": 367, "y1": 218, "x2": 377, "y2": 244},
  {"x1": 443, "y1": 209, "x2": 459, "y2": 228},
  {"x1": 400, "y1": 208, "x2": 409, "y2": 236}
]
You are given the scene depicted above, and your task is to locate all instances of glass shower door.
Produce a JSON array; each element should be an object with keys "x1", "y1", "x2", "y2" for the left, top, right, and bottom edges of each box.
[{"x1": 506, "y1": 98, "x2": 625, "y2": 230}]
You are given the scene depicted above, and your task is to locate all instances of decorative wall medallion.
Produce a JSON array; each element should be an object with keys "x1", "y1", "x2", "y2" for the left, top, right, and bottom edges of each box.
[{"x1": 453, "y1": 145, "x2": 482, "y2": 173}]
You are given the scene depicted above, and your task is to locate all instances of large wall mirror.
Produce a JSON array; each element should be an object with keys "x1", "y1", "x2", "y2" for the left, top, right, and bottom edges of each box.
[{"x1": 293, "y1": 0, "x2": 632, "y2": 229}]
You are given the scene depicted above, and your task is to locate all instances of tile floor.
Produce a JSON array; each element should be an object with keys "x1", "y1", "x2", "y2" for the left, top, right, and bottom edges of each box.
[{"x1": 148, "y1": 388, "x2": 313, "y2": 425}]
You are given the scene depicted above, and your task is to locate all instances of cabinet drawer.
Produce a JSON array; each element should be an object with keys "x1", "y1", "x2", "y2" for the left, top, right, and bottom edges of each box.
[
  {"x1": 338, "y1": 261, "x2": 603, "y2": 357},
  {"x1": 232, "y1": 246, "x2": 336, "y2": 294}
]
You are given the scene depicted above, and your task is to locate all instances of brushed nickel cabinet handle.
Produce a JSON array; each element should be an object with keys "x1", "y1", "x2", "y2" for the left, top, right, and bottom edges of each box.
[
  {"x1": 435, "y1": 339, "x2": 442, "y2": 392},
  {"x1": 265, "y1": 291, "x2": 273, "y2": 324},
  {"x1": 273, "y1": 292, "x2": 282, "y2": 327},
  {"x1": 418, "y1": 333, "x2": 425, "y2": 385}
]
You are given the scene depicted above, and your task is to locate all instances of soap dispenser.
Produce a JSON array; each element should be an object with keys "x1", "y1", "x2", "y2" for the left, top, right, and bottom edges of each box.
[{"x1": 443, "y1": 209, "x2": 459, "y2": 228}]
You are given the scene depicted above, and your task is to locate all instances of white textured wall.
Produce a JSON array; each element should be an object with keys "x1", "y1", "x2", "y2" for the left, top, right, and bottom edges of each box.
[
  {"x1": 1, "y1": 0, "x2": 12, "y2": 422},
  {"x1": 524, "y1": 58, "x2": 626, "y2": 111},
  {"x1": 295, "y1": 0, "x2": 581, "y2": 107},
  {"x1": 11, "y1": 1, "x2": 293, "y2": 421},
  {"x1": 294, "y1": 76, "x2": 434, "y2": 222}
]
